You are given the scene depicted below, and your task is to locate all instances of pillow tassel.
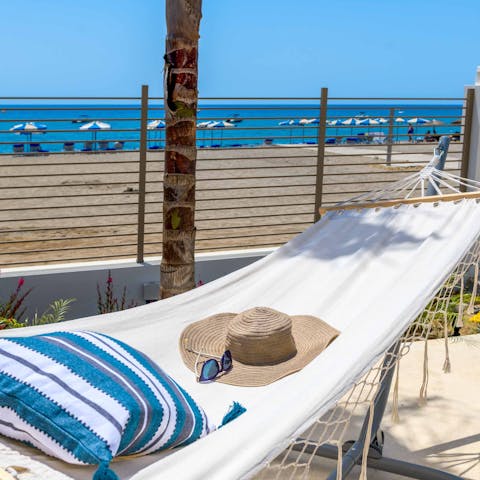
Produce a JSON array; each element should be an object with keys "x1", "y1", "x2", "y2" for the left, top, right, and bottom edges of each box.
[
  {"x1": 93, "y1": 461, "x2": 119, "y2": 480},
  {"x1": 219, "y1": 401, "x2": 246, "y2": 428}
]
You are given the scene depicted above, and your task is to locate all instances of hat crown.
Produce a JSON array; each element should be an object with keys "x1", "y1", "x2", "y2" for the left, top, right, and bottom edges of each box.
[{"x1": 226, "y1": 307, "x2": 297, "y2": 366}]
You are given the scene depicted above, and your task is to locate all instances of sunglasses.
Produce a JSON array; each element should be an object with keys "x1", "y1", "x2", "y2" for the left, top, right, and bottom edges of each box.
[{"x1": 186, "y1": 346, "x2": 233, "y2": 382}]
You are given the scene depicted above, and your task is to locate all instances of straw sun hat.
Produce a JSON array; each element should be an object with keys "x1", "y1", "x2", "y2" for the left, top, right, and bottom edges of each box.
[{"x1": 179, "y1": 306, "x2": 340, "y2": 387}]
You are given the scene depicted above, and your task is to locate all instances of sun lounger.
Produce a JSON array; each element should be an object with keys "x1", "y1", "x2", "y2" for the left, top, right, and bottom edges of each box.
[
  {"x1": 12, "y1": 144, "x2": 24, "y2": 154},
  {"x1": 82, "y1": 141, "x2": 93, "y2": 152},
  {"x1": 98, "y1": 141, "x2": 109, "y2": 151},
  {"x1": 63, "y1": 142, "x2": 74, "y2": 152},
  {"x1": 113, "y1": 141, "x2": 125, "y2": 150}
]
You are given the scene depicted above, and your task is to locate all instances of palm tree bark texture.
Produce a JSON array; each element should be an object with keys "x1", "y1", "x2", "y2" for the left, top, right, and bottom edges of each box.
[{"x1": 161, "y1": 0, "x2": 202, "y2": 299}]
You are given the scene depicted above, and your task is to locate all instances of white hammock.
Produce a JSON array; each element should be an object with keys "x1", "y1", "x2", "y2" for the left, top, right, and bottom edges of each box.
[{"x1": 1, "y1": 149, "x2": 480, "y2": 480}]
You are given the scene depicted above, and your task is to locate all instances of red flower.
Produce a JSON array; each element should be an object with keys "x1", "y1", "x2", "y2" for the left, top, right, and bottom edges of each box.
[
  {"x1": 107, "y1": 277, "x2": 113, "y2": 284},
  {"x1": 17, "y1": 278, "x2": 25, "y2": 289}
]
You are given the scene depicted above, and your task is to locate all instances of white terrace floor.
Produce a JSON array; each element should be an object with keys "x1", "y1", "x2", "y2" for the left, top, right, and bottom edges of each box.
[{"x1": 301, "y1": 334, "x2": 480, "y2": 480}]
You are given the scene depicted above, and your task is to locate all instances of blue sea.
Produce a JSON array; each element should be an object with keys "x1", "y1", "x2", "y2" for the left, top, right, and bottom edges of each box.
[{"x1": 0, "y1": 103, "x2": 463, "y2": 154}]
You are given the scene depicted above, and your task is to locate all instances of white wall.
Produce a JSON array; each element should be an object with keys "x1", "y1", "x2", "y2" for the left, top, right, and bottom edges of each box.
[
  {"x1": 0, "y1": 249, "x2": 272, "y2": 321},
  {"x1": 466, "y1": 67, "x2": 480, "y2": 182}
]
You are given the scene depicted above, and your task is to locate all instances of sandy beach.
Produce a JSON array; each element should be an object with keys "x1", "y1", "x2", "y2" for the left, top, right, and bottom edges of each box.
[{"x1": 0, "y1": 142, "x2": 463, "y2": 268}]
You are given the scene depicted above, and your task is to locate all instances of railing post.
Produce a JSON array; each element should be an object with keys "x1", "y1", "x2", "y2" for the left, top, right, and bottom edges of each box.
[
  {"x1": 386, "y1": 107, "x2": 394, "y2": 166},
  {"x1": 314, "y1": 87, "x2": 328, "y2": 222},
  {"x1": 137, "y1": 84, "x2": 149, "y2": 263},
  {"x1": 460, "y1": 87, "x2": 475, "y2": 191}
]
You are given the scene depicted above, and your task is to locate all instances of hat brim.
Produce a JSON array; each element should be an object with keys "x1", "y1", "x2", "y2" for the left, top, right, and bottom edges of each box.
[{"x1": 179, "y1": 312, "x2": 339, "y2": 387}]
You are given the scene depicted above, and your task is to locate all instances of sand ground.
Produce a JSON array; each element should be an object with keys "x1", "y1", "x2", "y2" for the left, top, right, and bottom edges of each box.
[{"x1": 0, "y1": 142, "x2": 463, "y2": 268}]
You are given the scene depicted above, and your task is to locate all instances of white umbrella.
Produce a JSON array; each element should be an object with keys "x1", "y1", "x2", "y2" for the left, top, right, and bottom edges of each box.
[
  {"x1": 147, "y1": 120, "x2": 166, "y2": 148},
  {"x1": 208, "y1": 120, "x2": 234, "y2": 146},
  {"x1": 327, "y1": 119, "x2": 343, "y2": 137},
  {"x1": 407, "y1": 117, "x2": 430, "y2": 125},
  {"x1": 342, "y1": 117, "x2": 360, "y2": 135},
  {"x1": 279, "y1": 119, "x2": 300, "y2": 143},
  {"x1": 197, "y1": 121, "x2": 214, "y2": 146},
  {"x1": 10, "y1": 122, "x2": 47, "y2": 151},
  {"x1": 394, "y1": 118, "x2": 405, "y2": 141},
  {"x1": 425, "y1": 119, "x2": 445, "y2": 126},
  {"x1": 342, "y1": 117, "x2": 360, "y2": 126},
  {"x1": 147, "y1": 120, "x2": 166, "y2": 129},
  {"x1": 79, "y1": 121, "x2": 111, "y2": 149},
  {"x1": 357, "y1": 118, "x2": 380, "y2": 126},
  {"x1": 197, "y1": 121, "x2": 213, "y2": 128}
]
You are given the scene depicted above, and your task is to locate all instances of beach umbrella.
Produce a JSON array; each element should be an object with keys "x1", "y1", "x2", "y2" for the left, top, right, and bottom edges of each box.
[
  {"x1": 341, "y1": 118, "x2": 360, "y2": 125},
  {"x1": 10, "y1": 122, "x2": 47, "y2": 152},
  {"x1": 407, "y1": 117, "x2": 430, "y2": 125},
  {"x1": 211, "y1": 120, "x2": 234, "y2": 128},
  {"x1": 375, "y1": 118, "x2": 389, "y2": 124},
  {"x1": 208, "y1": 120, "x2": 234, "y2": 146},
  {"x1": 10, "y1": 122, "x2": 47, "y2": 147},
  {"x1": 79, "y1": 121, "x2": 111, "y2": 148},
  {"x1": 342, "y1": 117, "x2": 360, "y2": 135},
  {"x1": 425, "y1": 119, "x2": 445, "y2": 126},
  {"x1": 358, "y1": 118, "x2": 380, "y2": 126},
  {"x1": 278, "y1": 119, "x2": 300, "y2": 143},
  {"x1": 394, "y1": 118, "x2": 406, "y2": 141},
  {"x1": 357, "y1": 118, "x2": 380, "y2": 136},
  {"x1": 197, "y1": 121, "x2": 213, "y2": 128},
  {"x1": 298, "y1": 119, "x2": 312, "y2": 142},
  {"x1": 147, "y1": 120, "x2": 166, "y2": 148},
  {"x1": 451, "y1": 118, "x2": 462, "y2": 125},
  {"x1": 302, "y1": 118, "x2": 319, "y2": 142},
  {"x1": 278, "y1": 119, "x2": 300, "y2": 126},
  {"x1": 147, "y1": 119, "x2": 166, "y2": 129},
  {"x1": 327, "y1": 119, "x2": 343, "y2": 137},
  {"x1": 196, "y1": 121, "x2": 213, "y2": 146}
]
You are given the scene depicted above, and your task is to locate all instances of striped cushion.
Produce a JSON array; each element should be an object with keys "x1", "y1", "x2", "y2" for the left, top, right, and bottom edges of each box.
[{"x1": 0, "y1": 331, "x2": 213, "y2": 472}]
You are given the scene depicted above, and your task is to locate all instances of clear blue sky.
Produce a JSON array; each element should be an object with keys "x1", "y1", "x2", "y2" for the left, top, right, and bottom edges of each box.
[{"x1": 1, "y1": 0, "x2": 479, "y2": 98}]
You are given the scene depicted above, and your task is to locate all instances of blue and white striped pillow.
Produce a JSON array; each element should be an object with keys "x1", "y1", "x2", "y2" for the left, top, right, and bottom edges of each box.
[{"x1": 0, "y1": 331, "x2": 213, "y2": 478}]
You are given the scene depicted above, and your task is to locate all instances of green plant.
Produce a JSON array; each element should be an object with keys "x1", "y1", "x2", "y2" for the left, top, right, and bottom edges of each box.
[
  {"x1": 0, "y1": 278, "x2": 33, "y2": 322},
  {"x1": 0, "y1": 317, "x2": 24, "y2": 330},
  {"x1": 26, "y1": 298, "x2": 76, "y2": 326},
  {"x1": 97, "y1": 270, "x2": 137, "y2": 314}
]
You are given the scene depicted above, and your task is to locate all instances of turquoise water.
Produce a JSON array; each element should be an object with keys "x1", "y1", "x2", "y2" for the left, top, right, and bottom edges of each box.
[{"x1": 0, "y1": 103, "x2": 463, "y2": 154}]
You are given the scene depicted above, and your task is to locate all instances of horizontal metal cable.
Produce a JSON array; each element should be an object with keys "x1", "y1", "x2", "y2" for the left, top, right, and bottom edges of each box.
[
  {"x1": 0, "y1": 96, "x2": 142, "y2": 100},
  {"x1": 0, "y1": 208, "x2": 312, "y2": 224},
  {"x1": 0, "y1": 117, "x2": 143, "y2": 123},
  {"x1": 0, "y1": 241, "x2": 140, "y2": 256},
  {"x1": 0, "y1": 106, "x2": 142, "y2": 111},
  {"x1": 328, "y1": 96, "x2": 464, "y2": 101},
  {"x1": 1, "y1": 228, "x2": 304, "y2": 254},
  {"x1": 0, "y1": 198, "x2": 314, "y2": 214},
  {"x1": 1, "y1": 232, "x2": 143, "y2": 245},
  {"x1": 0, "y1": 223, "x2": 306, "y2": 245},
  {"x1": 3, "y1": 252, "x2": 138, "y2": 267},
  {"x1": 0, "y1": 222, "x2": 139, "y2": 235}
]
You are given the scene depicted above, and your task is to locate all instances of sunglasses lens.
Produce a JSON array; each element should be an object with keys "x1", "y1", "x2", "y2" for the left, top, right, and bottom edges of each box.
[
  {"x1": 200, "y1": 359, "x2": 220, "y2": 382},
  {"x1": 222, "y1": 350, "x2": 233, "y2": 371}
]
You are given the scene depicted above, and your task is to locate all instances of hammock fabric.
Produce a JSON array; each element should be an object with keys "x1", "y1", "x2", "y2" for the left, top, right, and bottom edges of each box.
[{"x1": 1, "y1": 192, "x2": 480, "y2": 479}]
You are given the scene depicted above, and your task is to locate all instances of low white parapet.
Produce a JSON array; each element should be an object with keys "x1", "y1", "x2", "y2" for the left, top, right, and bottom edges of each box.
[{"x1": 0, "y1": 248, "x2": 273, "y2": 321}]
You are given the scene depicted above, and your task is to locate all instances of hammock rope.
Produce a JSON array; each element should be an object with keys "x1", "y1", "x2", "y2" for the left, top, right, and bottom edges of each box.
[{"x1": 255, "y1": 159, "x2": 480, "y2": 480}]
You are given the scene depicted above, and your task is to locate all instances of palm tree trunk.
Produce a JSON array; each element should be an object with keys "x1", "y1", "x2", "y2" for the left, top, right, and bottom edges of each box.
[{"x1": 161, "y1": 0, "x2": 202, "y2": 299}]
